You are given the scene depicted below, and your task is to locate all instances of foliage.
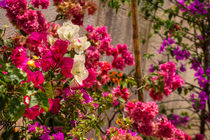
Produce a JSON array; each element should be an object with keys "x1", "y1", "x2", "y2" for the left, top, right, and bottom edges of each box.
[{"x1": 0, "y1": 0, "x2": 209, "y2": 139}]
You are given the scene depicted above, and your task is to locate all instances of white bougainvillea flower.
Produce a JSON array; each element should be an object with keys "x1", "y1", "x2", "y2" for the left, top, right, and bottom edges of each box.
[
  {"x1": 48, "y1": 35, "x2": 56, "y2": 45},
  {"x1": 70, "y1": 36, "x2": 90, "y2": 54},
  {"x1": 71, "y1": 54, "x2": 88, "y2": 85},
  {"x1": 57, "y1": 21, "x2": 79, "y2": 41}
]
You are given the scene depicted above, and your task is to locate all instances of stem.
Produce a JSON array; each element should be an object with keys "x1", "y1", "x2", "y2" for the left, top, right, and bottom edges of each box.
[{"x1": 131, "y1": 0, "x2": 144, "y2": 101}]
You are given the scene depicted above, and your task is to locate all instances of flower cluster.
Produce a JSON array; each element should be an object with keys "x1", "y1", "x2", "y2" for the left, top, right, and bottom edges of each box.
[
  {"x1": 177, "y1": 0, "x2": 209, "y2": 15},
  {"x1": 158, "y1": 37, "x2": 175, "y2": 54},
  {"x1": 86, "y1": 25, "x2": 134, "y2": 71},
  {"x1": 125, "y1": 101, "x2": 191, "y2": 139},
  {"x1": 189, "y1": 91, "x2": 208, "y2": 111},
  {"x1": 173, "y1": 46, "x2": 190, "y2": 61},
  {"x1": 109, "y1": 71, "x2": 124, "y2": 84},
  {"x1": 3, "y1": 0, "x2": 50, "y2": 34},
  {"x1": 169, "y1": 114, "x2": 190, "y2": 126},
  {"x1": 148, "y1": 62, "x2": 184, "y2": 101},
  {"x1": 30, "y1": 0, "x2": 50, "y2": 9},
  {"x1": 111, "y1": 85, "x2": 130, "y2": 102},
  {"x1": 54, "y1": 0, "x2": 97, "y2": 25},
  {"x1": 125, "y1": 101, "x2": 158, "y2": 136},
  {"x1": 194, "y1": 67, "x2": 209, "y2": 89},
  {"x1": 104, "y1": 127, "x2": 142, "y2": 140},
  {"x1": 28, "y1": 122, "x2": 64, "y2": 140}
]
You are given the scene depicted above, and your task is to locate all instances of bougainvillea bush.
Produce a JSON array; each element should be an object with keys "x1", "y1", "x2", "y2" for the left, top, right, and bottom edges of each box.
[{"x1": 0, "y1": 0, "x2": 207, "y2": 140}]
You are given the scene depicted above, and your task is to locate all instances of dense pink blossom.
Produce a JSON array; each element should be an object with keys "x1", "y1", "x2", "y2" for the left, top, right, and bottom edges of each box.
[
  {"x1": 60, "y1": 57, "x2": 74, "y2": 78},
  {"x1": 99, "y1": 38, "x2": 112, "y2": 54},
  {"x1": 85, "y1": 46, "x2": 100, "y2": 69},
  {"x1": 172, "y1": 128, "x2": 186, "y2": 140},
  {"x1": 86, "y1": 25, "x2": 94, "y2": 32},
  {"x1": 40, "y1": 51, "x2": 56, "y2": 71},
  {"x1": 112, "y1": 56, "x2": 126, "y2": 70},
  {"x1": 88, "y1": 26, "x2": 111, "y2": 42},
  {"x1": 5, "y1": 0, "x2": 27, "y2": 20},
  {"x1": 130, "y1": 101, "x2": 158, "y2": 123},
  {"x1": 124, "y1": 101, "x2": 135, "y2": 114},
  {"x1": 111, "y1": 85, "x2": 130, "y2": 101},
  {"x1": 138, "y1": 122, "x2": 154, "y2": 136},
  {"x1": 11, "y1": 46, "x2": 28, "y2": 69},
  {"x1": 49, "y1": 98, "x2": 61, "y2": 114},
  {"x1": 149, "y1": 62, "x2": 184, "y2": 101},
  {"x1": 50, "y1": 39, "x2": 68, "y2": 56},
  {"x1": 17, "y1": 10, "x2": 50, "y2": 34},
  {"x1": 116, "y1": 44, "x2": 128, "y2": 54},
  {"x1": 27, "y1": 32, "x2": 47, "y2": 55},
  {"x1": 122, "y1": 52, "x2": 134, "y2": 65},
  {"x1": 156, "y1": 117, "x2": 174, "y2": 138},
  {"x1": 26, "y1": 70, "x2": 45, "y2": 87},
  {"x1": 30, "y1": 0, "x2": 50, "y2": 9},
  {"x1": 83, "y1": 68, "x2": 97, "y2": 88},
  {"x1": 149, "y1": 88, "x2": 163, "y2": 101}
]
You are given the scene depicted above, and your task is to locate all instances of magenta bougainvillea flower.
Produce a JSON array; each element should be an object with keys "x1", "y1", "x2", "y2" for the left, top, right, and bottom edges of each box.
[
  {"x1": 130, "y1": 101, "x2": 158, "y2": 123},
  {"x1": 149, "y1": 62, "x2": 184, "y2": 101},
  {"x1": 111, "y1": 85, "x2": 130, "y2": 101},
  {"x1": 30, "y1": 0, "x2": 50, "y2": 9},
  {"x1": 49, "y1": 98, "x2": 61, "y2": 114},
  {"x1": 60, "y1": 57, "x2": 74, "y2": 78},
  {"x1": 24, "y1": 96, "x2": 44, "y2": 120},
  {"x1": 11, "y1": 46, "x2": 28, "y2": 69},
  {"x1": 26, "y1": 70, "x2": 44, "y2": 87}
]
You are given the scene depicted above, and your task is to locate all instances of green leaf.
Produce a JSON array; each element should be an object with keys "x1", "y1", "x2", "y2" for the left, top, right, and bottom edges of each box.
[
  {"x1": 6, "y1": 98, "x2": 26, "y2": 121},
  {"x1": 0, "y1": 95, "x2": 6, "y2": 111},
  {"x1": 118, "y1": 97, "x2": 126, "y2": 103},
  {"x1": 138, "y1": 0, "x2": 140, "y2": 5},
  {"x1": 44, "y1": 82, "x2": 53, "y2": 98},
  {"x1": 29, "y1": 95, "x2": 39, "y2": 108},
  {"x1": 35, "y1": 91, "x2": 49, "y2": 112},
  {"x1": 143, "y1": 53, "x2": 154, "y2": 59}
]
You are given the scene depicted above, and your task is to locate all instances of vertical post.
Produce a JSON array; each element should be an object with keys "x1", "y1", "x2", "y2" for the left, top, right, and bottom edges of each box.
[{"x1": 131, "y1": 0, "x2": 143, "y2": 101}]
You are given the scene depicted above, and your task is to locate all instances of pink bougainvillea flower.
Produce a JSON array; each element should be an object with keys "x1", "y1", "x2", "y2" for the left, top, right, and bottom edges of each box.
[
  {"x1": 11, "y1": 46, "x2": 28, "y2": 70},
  {"x1": 27, "y1": 31, "x2": 47, "y2": 56},
  {"x1": 130, "y1": 101, "x2": 158, "y2": 123},
  {"x1": 50, "y1": 39, "x2": 68, "y2": 55},
  {"x1": 82, "y1": 68, "x2": 97, "y2": 88},
  {"x1": 156, "y1": 117, "x2": 175, "y2": 138},
  {"x1": 60, "y1": 57, "x2": 74, "y2": 78},
  {"x1": 138, "y1": 122, "x2": 154, "y2": 136},
  {"x1": 124, "y1": 101, "x2": 135, "y2": 114},
  {"x1": 2, "y1": 71, "x2": 7, "y2": 75},
  {"x1": 40, "y1": 51, "x2": 56, "y2": 71},
  {"x1": 49, "y1": 98, "x2": 61, "y2": 114},
  {"x1": 116, "y1": 44, "x2": 128, "y2": 54},
  {"x1": 4, "y1": 0, "x2": 27, "y2": 20},
  {"x1": 26, "y1": 70, "x2": 44, "y2": 87},
  {"x1": 24, "y1": 96, "x2": 44, "y2": 120},
  {"x1": 30, "y1": 0, "x2": 50, "y2": 9},
  {"x1": 111, "y1": 86, "x2": 130, "y2": 101},
  {"x1": 16, "y1": 10, "x2": 50, "y2": 34},
  {"x1": 112, "y1": 56, "x2": 126, "y2": 70}
]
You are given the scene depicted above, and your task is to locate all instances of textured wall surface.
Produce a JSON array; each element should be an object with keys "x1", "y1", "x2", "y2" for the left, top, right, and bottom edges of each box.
[{"x1": 0, "y1": 0, "x2": 209, "y2": 138}]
